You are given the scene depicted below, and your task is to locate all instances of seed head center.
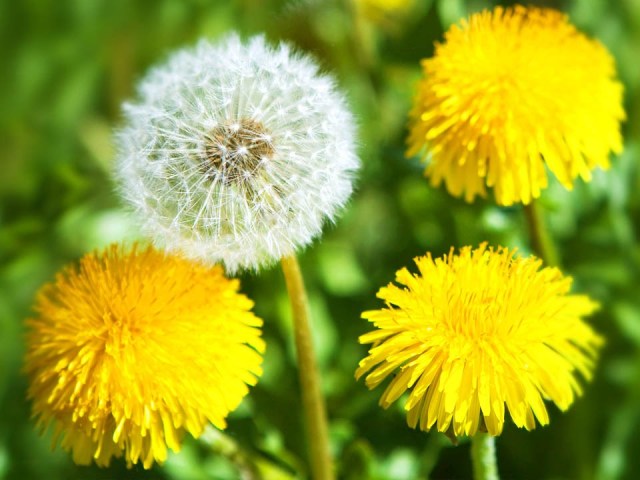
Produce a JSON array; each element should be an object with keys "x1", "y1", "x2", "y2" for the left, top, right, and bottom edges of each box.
[{"x1": 204, "y1": 118, "x2": 274, "y2": 181}]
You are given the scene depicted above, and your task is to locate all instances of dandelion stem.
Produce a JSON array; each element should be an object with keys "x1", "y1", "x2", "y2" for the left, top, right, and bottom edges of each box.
[
  {"x1": 199, "y1": 427, "x2": 260, "y2": 479},
  {"x1": 344, "y1": 0, "x2": 383, "y2": 95},
  {"x1": 470, "y1": 433, "x2": 499, "y2": 480},
  {"x1": 523, "y1": 200, "x2": 559, "y2": 266},
  {"x1": 281, "y1": 255, "x2": 333, "y2": 480}
]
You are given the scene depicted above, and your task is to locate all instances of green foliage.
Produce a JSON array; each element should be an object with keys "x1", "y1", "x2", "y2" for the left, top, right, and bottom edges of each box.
[{"x1": 2, "y1": 0, "x2": 639, "y2": 478}]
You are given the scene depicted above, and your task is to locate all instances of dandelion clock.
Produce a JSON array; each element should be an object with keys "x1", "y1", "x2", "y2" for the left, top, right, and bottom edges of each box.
[{"x1": 115, "y1": 34, "x2": 359, "y2": 273}]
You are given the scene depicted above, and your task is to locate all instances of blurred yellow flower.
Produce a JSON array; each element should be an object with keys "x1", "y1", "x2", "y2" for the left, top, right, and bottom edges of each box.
[
  {"x1": 407, "y1": 6, "x2": 624, "y2": 206},
  {"x1": 25, "y1": 244, "x2": 264, "y2": 468},
  {"x1": 355, "y1": 0, "x2": 414, "y2": 21},
  {"x1": 356, "y1": 244, "x2": 601, "y2": 437}
]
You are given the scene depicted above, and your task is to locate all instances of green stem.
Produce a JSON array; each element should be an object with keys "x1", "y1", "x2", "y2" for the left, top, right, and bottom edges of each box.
[
  {"x1": 199, "y1": 427, "x2": 260, "y2": 479},
  {"x1": 470, "y1": 433, "x2": 499, "y2": 480},
  {"x1": 281, "y1": 255, "x2": 334, "y2": 480},
  {"x1": 199, "y1": 427, "x2": 297, "y2": 480},
  {"x1": 523, "y1": 200, "x2": 559, "y2": 266},
  {"x1": 343, "y1": 0, "x2": 382, "y2": 95}
]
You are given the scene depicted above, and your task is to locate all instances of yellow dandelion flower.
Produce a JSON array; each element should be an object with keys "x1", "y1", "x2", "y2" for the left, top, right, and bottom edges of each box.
[
  {"x1": 356, "y1": 244, "x2": 602, "y2": 437},
  {"x1": 24, "y1": 243, "x2": 265, "y2": 469},
  {"x1": 407, "y1": 6, "x2": 625, "y2": 206}
]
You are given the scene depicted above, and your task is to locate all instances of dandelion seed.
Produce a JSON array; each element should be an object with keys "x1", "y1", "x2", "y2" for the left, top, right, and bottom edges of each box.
[
  {"x1": 24, "y1": 244, "x2": 264, "y2": 468},
  {"x1": 115, "y1": 35, "x2": 359, "y2": 272},
  {"x1": 356, "y1": 244, "x2": 602, "y2": 437},
  {"x1": 407, "y1": 6, "x2": 625, "y2": 205}
]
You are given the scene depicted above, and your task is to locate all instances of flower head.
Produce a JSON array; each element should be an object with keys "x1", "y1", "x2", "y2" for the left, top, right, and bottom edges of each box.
[
  {"x1": 407, "y1": 6, "x2": 624, "y2": 206},
  {"x1": 116, "y1": 35, "x2": 359, "y2": 273},
  {"x1": 356, "y1": 244, "x2": 601, "y2": 437},
  {"x1": 24, "y1": 243, "x2": 264, "y2": 468}
]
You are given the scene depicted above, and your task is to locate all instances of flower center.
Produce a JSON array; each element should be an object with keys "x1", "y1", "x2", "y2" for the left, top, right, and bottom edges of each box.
[{"x1": 203, "y1": 118, "x2": 275, "y2": 182}]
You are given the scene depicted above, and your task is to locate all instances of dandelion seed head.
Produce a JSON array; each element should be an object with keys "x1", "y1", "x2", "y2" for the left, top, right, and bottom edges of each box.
[{"x1": 116, "y1": 35, "x2": 359, "y2": 272}]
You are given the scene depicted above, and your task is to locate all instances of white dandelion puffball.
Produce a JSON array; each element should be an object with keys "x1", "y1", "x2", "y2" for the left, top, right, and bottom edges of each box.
[{"x1": 115, "y1": 35, "x2": 359, "y2": 272}]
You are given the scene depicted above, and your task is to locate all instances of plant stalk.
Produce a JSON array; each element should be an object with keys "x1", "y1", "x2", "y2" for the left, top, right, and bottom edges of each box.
[
  {"x1": 470, "y1": 433, "x2": 499, "y2": 480},
  {"x1": 523, "y1": 200, "x2": 559, "y2": 266},
  {"x1": 281, "y1": 255, "x2": 333, "y2": 480}
]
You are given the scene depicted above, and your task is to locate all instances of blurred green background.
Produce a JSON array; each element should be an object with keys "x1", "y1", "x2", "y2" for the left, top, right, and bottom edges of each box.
[{"x1": 1, "y1": 0, "x2": 639, "y2": 478}]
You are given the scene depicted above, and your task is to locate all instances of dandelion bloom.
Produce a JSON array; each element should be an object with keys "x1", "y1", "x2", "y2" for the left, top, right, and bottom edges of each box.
[
  {"x1": 116, "y1": 35, "x2": 358, "y2": 273},
  {"x1": 407, "y1": 6, "x2": 625, "y2": 206},
  {"x1": 24, "y1": 244, "x2": 264, "y2": 468},
  {"x1": 356, "y1": 244, "x2": 601, "y2": 437}
]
